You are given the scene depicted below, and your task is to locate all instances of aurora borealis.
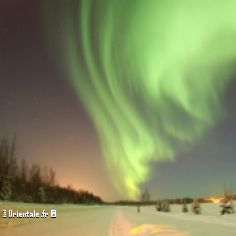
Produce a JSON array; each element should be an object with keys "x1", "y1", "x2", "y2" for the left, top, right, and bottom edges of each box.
[
  {"x1": 46, "y1": 0, "x2": 236, "y2": 199},
  {"x1": 1, "y1": 0, "x2": 236, "y2": 201}
]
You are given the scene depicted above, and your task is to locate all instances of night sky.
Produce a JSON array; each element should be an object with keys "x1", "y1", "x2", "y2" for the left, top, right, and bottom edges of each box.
[{"x1": 1, "y1": 0, "x2": 236, "y2": 201}]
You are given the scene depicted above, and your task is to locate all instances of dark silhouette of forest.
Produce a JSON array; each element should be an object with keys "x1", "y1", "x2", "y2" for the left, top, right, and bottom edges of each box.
[{"x1": 0, "y1": 137, "x2": 103, "y2": 204}]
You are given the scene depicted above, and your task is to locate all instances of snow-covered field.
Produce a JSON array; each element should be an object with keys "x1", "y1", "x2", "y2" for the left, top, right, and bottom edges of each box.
[{"x1": 1, "y1": 202, "x2": 236, "y2": 235}]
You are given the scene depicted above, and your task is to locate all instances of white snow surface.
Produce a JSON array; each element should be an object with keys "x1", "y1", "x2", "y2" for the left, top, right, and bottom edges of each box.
[{"x1": 1, "y1": 202, "x2": 236, "y2": 236}]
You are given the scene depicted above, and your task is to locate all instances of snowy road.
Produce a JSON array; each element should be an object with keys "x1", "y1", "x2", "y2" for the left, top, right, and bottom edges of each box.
[{"x1": 1, "y1": 204, "x2": 236, "y2": 236}]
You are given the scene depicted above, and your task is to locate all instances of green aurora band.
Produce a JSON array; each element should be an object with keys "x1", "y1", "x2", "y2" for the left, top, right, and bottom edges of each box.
[{"x1": 47, "y1": 0, "x2": 236, "y2": 199}]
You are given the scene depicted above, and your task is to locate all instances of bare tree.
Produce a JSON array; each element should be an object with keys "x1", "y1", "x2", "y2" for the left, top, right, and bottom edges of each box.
[{"x1": 49, "y1": 168, "x2": 56, "y2": 186}]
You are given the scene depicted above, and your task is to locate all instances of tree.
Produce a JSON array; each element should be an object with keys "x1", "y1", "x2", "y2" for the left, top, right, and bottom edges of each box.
[
  {"x1": 37, "y1": 186, "x2": 46, "y2": 203},
  {"x1": 0, "y1": 138, "x2": 10, "y2": 177},
  {"x1": 0, "y1": 177, "x2": 12, "y2": 200},
  {"x1": 29, "y1": 163, "x2": 42, "y2": 201},
  {"x1": 49, "y1": 168, "x2": 56, "y2": 186},
  {"x1": 141, "y1": 188, "x2": 150, "y2": 202},
  {"x1": 20, "y1": 159, "x2": 29, "y2": 184}
]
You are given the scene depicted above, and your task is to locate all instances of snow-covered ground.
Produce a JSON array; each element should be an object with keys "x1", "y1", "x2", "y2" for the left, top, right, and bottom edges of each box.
[{"x1": 1, "y1": 202, "x2": 236, "y2": 235}]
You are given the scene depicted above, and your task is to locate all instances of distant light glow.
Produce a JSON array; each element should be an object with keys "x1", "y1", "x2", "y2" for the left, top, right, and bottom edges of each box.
[
  {"x1": 130, "y1": 224, "x2": 188, "y2": 236},
  {"x1": 205, "y1": 197, "x2": 224, "y2": 203}
]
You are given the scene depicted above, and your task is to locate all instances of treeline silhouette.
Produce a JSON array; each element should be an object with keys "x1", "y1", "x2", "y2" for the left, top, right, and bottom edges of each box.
[
  {"x1": 114, "y1": 199, "x2": 193, "y2": 206},
  {"x1": 0, "y1": 137, "x2": 103, "y2": 204},
  {"x1": 115, "y1": 197, "x2": 236, "y2": 206}
]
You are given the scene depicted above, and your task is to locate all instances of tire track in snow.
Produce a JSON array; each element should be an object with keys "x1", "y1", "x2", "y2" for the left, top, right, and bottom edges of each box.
[{"x1": 108, "y1": 210, "x2": 133, "y2": 236}]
